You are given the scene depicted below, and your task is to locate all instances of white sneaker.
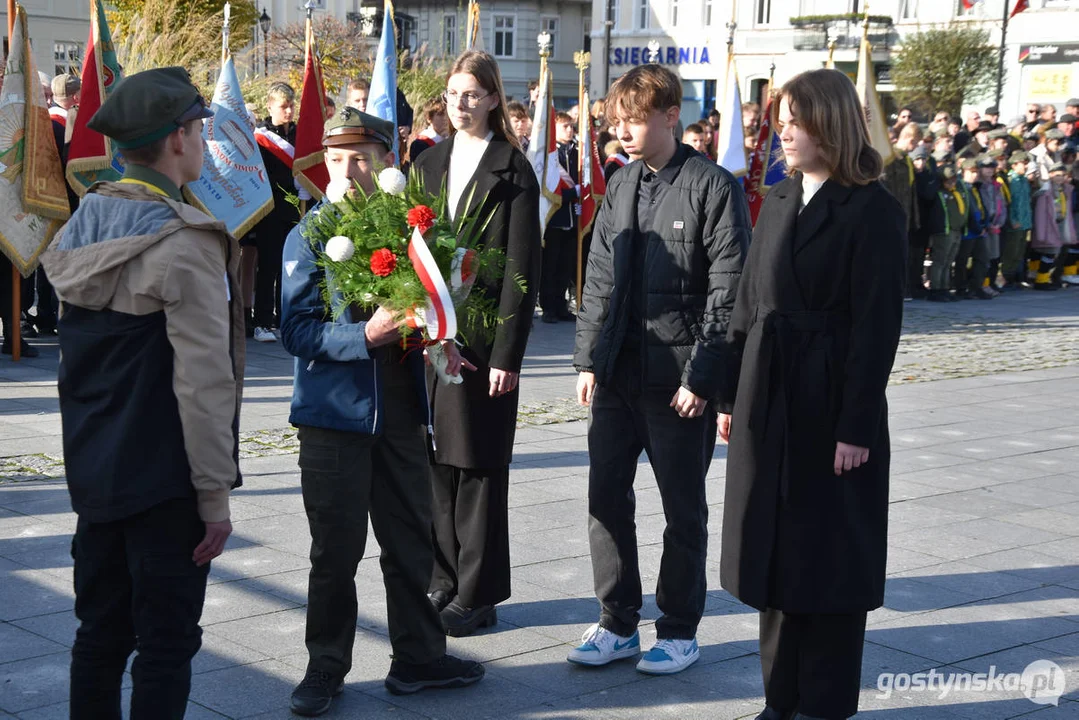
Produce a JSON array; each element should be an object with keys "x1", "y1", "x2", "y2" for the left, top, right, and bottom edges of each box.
[
  {"x1": 253, "y1": 327, "x2": 277, "y2": 343},
  {"x1": 1061, "y1": 275, "x2": 1079, "y2": 286},
  {"x1": 636, "y1": 637, "x2": 700, "y2": 675},
  {"x1": 566, "y1": 623, "x2": 640, "y2": 666}
]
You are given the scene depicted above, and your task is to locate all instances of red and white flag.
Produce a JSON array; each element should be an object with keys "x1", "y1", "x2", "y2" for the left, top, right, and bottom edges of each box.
[
  {"x1": 577, "y1": 91, "x2": 606, "y2": 236},
  {"x1": 293, "y1": 18, "x2": 330, "y2": 200},
  {"x1": 1010, "y1": 0, "x2": 1029, "y2": 19},
  {"x1": 526, "y1": 64, "x2": 564, "y2": 234}
]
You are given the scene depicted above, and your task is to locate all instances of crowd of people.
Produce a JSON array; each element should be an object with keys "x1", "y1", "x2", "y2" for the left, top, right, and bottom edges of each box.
[
  {"x1": 882, "y1": 100, "x2": 1079, "y2": 299},
  {"x1": 11, "y1": 35, "x2": 1077, "y2": 720}
]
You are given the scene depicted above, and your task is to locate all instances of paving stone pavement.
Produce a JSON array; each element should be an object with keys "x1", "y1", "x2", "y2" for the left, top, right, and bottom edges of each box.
[{"x1": 1, "y1": 292, "x2": 1078, "y2": 718}]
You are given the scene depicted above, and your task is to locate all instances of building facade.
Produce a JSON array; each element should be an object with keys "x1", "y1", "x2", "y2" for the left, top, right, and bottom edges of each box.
[
  {"x1": 589, "y1": 0, "x2": 1079, "y2": 124},
  {"x1": 1, "y1": 0, "x2": 90, "y2": 84},
  {"x1": 258, "y1": 0, "x2": 591, "y2": 107}
]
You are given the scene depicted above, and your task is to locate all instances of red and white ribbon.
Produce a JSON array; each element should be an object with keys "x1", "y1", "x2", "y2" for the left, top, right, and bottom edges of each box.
[
  {"x1": 407, "y1": 227, "x2": 457, "y2": 340},
  {"x1": 254, "y1": 126, "x2": 295, "y2": 169}
]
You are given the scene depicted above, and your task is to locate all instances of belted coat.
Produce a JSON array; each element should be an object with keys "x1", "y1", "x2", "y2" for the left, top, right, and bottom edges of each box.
[{"x1": 719, "y1": 173, "x2": 906, "y2": 614}]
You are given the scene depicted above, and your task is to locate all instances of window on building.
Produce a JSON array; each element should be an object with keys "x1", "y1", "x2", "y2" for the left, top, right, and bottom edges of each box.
[
  {"x1": 54, "y1": 41, "x2": 81, "y2": 76},
  {"x1": 704, "y1": 0, "x2": 714, "y2": 25},
  {"x1": 607, "y1": 0, "x2": 621, "y2": 30},
  {"x1": 756, "y1": 0, "x2": 772, "y2": 25},
  {"x1": 493, "y1": 14, "x2": 516, "y2": 58},
  {"x1": 583, "y1": 17, "x2": 592, "y2": 52},
  {"x1": 443, "y1": 14, "x2": 457, "y2": 55},
  {"x1": 541, "y1": 16, "x2": 559, "y2": 57},
  {"x1": 671, "y1": 0, "x2": 680, "y2": 26},
  {"x1": 636, "y1": 0, "x2": 649, "y2": 29}
]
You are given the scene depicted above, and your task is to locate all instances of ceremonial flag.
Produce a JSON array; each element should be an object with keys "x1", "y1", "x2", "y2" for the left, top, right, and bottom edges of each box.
[
  {"x1": 368, "y1": 0, "x2": 399, "y2": 164},
  {"x1": 961, "y1": 0, "x2": 980, "y2": 9},
  {"x1": 577, "y1": 91, "x2": 605, "y2": 236},
  {"x1": 184, "y1": 55, "x2": 273, "y2": 238},
  {"x1": 855, "y1": 19, "x2": 898, "y2": 167},
  {"x1": 466, "y1": 1, "x2": 484, "y2": 51},
  {"x1": 716, "y1": 57, "x2": 747, "y2": 178},
  {"x1": 66, "y1": 0, "x2": 124, "y2": 196},
  {"x1": 293, "y1": 17, "x2": 330, "y2": 200},
  {"x1": 0, "y1": 3, "x2": 69, "y2": 276},
  {"x1": 744, "y1": 95, "x2": 787, "y2": 225},
  {"x1": 526, "y1": 64, "x2": 563, "y2": 233},
  {"x1": 1010, "y1": 0, "x2": 1029, "y2": 19}
]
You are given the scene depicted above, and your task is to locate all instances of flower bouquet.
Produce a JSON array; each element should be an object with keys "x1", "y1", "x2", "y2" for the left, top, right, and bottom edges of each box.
[{"x1": 300, "y1": 167, "x2": 522, "y2": 384}]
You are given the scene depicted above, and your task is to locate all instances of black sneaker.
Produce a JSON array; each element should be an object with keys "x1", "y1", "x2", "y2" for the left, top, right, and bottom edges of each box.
[
  {"x1": 289, "y1": 669, "x2": 343, "y2": 717},
  {"x1": 384, "y1": 654, "x2": 485, "y2": 696}
]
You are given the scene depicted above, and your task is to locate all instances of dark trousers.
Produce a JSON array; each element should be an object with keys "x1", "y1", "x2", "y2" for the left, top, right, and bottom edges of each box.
[
  {"x1": 586, "y1": 352, "x2": 717, "y2": 639},
  {"x1": 540, "y1": 226, "x2": 577, "y2": 315},
  {"x1": 0, "y1": 255, "x2": 17, "y2": 342},
  {"x1": 1000, "y1": 228, "x2": 1028, "y2": 282},
  {"x1": 760, "y1": 609, "x2": 868, "y2": 719},
  {"x1": 429, "y1": 464, "x2": 511, "y2": 607},
  {"x1": 953, "y1": 235, "x2": 990, "y2": 291},
  {"x1": 905, "y1": 234, "x2": 928, "y2": 297},
  {"x1": 69, "y1": 497, "x2": 209, "y2": 720},
  {"x1": 35, "y1": 266, "x2": 58, "y2": 331},
  {"x1": 253, "y1": 234, "x2": 283, "y2": 328},
  {"x1": 297, "y1": 368, "x2": 445, "y2": 676}
]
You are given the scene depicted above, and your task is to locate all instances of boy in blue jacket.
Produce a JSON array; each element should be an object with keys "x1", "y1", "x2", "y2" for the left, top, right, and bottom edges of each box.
[{"x1": 280, "y1": 108, "x2": 483, "y2": 716}]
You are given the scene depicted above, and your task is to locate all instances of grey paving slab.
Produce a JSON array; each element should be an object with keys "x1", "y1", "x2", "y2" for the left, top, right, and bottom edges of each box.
[
  {"x1": 4, "y1": 294, "x2": 1079, "y2": 718},
  {"x1": 0, "y1": 651, "x2": 69, "y2": 714},
  {"x1": 0, "y1": 623, "x2": 65, "y2": 664}
]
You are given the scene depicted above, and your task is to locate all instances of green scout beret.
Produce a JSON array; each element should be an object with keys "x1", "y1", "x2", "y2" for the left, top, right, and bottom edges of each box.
[
  {"x1": 940, "y1": 165, "x2": 957, "y2": 180},
  {"x1": 961, "y1": 158, "x2": 979, "y2": 171},
  {"x1": 976, "y1": 154, "x2": 996, "y2": 168},
  {"x1": 1049, "y1": 161, "x2": 1068, "y2": 173},
  {"x1": 987, "y1": 129, "x2": 1009, "y2": 140},
  {"x1": 322, "y1": 106, "x2": 394, "y2": 151},
  {"x1": 1009, "y1": 151, "x2": 1031, "y2": 165},
  {"x1": 88, "y1": 67, "x2": 212, "y2": 150},
  {"x1": 1045, "y1": 129, "x2": 1066, "y2": 140},
  {"x1": 988, "y1": 148, "x2": 1005, "y2": 159}
]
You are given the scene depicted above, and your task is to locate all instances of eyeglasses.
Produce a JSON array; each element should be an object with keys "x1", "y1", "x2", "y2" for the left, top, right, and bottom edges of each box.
[
  {"x1": 443, "y1": 91, "x2": 490, "y2": 109},
  {"x1": 1027, "y1": 109, "x2": 1039, "y2": 114}
]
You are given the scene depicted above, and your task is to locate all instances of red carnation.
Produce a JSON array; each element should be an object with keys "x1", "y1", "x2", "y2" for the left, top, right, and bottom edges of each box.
[
  {"x1": 370, "y1": 248, "x2": 397, "y2": 277},
  {"x1": 407, "y1": 205, "x2": 437, "y2": 234}
]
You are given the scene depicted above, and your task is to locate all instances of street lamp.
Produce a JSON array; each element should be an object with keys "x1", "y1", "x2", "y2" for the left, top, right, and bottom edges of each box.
[
  {"x1": 647, "y1": 39, "x2": 660, "y2": 63},
  {"x1": 259, "y1": 8, "x2": 271, "y2": 77}
]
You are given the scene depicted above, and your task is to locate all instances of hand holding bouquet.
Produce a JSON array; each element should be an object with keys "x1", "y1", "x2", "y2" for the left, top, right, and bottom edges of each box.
[{"x1": 300, "y1": 168, "x2": 523, "y2": 384}]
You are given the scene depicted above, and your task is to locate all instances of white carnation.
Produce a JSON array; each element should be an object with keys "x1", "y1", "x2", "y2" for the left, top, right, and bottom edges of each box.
[
  {"x1": 325, "y1": 235, "x2": 355, "y2": 262},
  {"x1": 325, "y1": 177, "x2": 352, "y2": 203},
  {"x1": 378, "y1": 167, "x2": 407, "y2": 195}
]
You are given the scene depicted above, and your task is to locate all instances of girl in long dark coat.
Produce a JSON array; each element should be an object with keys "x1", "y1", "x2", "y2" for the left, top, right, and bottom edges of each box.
[
  {"x1": 718, "y1": 69, "x2": 906, "y2": 720},
  {"x1": 411, "y1": 51, "x2": 541, "y2": 637}
]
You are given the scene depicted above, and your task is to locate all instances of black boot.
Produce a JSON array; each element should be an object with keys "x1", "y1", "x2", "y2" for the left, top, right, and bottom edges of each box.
[
  {"x1": 429, "y1": 588, "x2": 453, "y2": 612},
  {"x1": 384, "y1": 654, "x2": 485, "y2": 695},
  {"x1": 440, "y1": 602, "x2": 497, "y2": 637},
  {"x1": 755, "y1": 708, "x2": 796, "y2": 720},
  {"x1": 289, "y1": 669, "x2": 343, "y2": 717}
]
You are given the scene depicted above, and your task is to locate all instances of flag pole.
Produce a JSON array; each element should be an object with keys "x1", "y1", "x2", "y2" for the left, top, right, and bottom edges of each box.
[
  {"x1": 8, "y1": 0, "x2": 21, "y2": 362},
  {"x1": 221, "y1": 1, "x2": 231, "y2": 67},
  {"x1": 994, "y1": 0, "x2": 1010, "y2": 112},
  {"x1": 298, "y1": 2, "x2": 315, "y2": 218},
  {"x1": 574, "y1": 50, "x2": 590, "y2": 310}
]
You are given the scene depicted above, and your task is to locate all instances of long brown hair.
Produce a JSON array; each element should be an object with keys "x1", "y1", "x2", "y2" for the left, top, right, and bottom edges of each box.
[
  {"x1": 447, "y1": 50, "x2": 521, "y2": 151},
  {"x1": 778, "y1": 69, "x2": 882, "y2": 186}
]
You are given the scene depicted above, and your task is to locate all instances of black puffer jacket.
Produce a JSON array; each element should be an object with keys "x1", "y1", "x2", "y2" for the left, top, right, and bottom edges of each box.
[{"x1": 573, "y1": 145, "x2": 750, "y2": 401}]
